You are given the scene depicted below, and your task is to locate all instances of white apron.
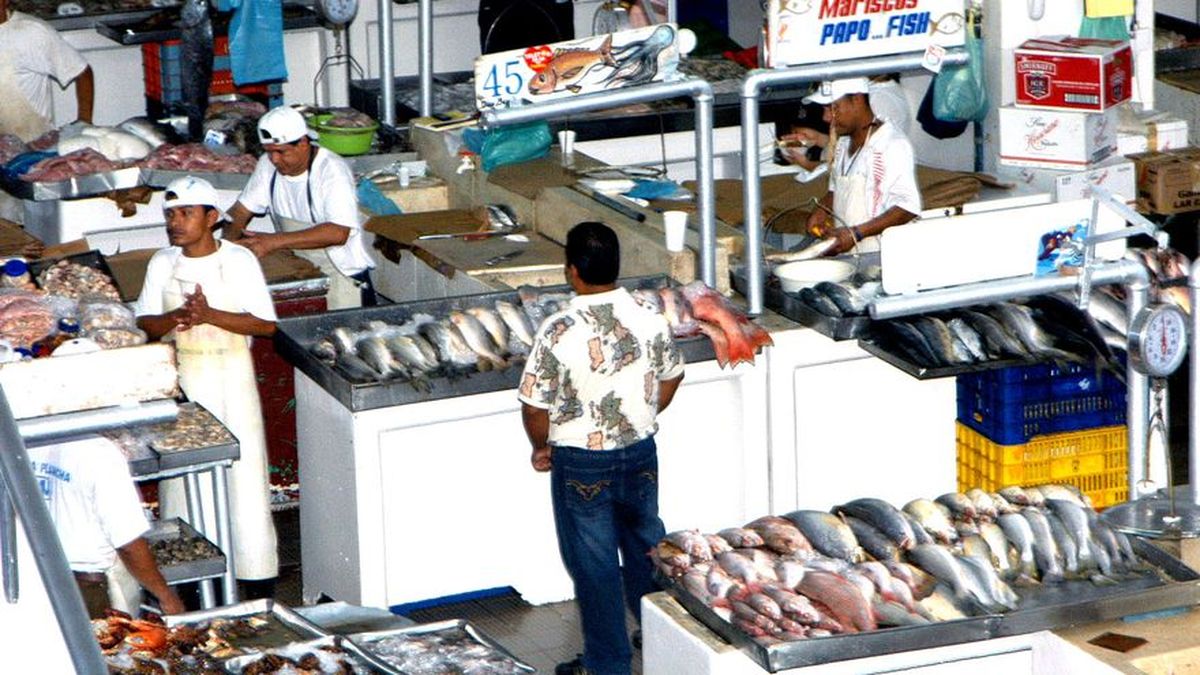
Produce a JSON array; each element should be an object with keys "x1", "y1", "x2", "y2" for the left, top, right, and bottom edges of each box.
[
  {"x1": 832, "y1": 128, "x2": 881, "y2": 255},
  {"x1": 0, "y1": 50, "x2": 48, "y2": 223},
  {"x1": 273, "y1": 213, "x2": 363, "y2": 310},
  {"x1": 158, "y1": 253, "x2": 279, "y2": 580}
]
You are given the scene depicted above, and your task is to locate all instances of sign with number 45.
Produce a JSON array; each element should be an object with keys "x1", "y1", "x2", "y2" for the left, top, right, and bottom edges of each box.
[{"x1": 473, "y1": 24, "x2": 681, "y2": 111}]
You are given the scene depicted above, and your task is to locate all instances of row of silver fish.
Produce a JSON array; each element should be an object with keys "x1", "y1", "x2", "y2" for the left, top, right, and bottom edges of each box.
[
  {"x1": 656, "y1": 483, "x2": 1148, "y2": 645},
  {"x1": 794, "y1": 281, "x2": 881, "y2": 319}
]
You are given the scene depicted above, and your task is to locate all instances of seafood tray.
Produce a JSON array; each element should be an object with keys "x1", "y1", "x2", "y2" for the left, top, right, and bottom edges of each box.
[
  {"x1": 165, "y1": 598, "x2": 328, "y2": 656},
  {"x1": 140, "y1": 168, "x2": 250, "y2": 192},
  {"x1": 348, "y1": 620, "x2": 535, "y2": 674},
  {"x1": 146, "y1": 517, "x2": 226, "y2": 584},
  {"x1": 3, "y1": 166, "x2": 143, "y2": 201},
  {"x1": 731, "y1": 266, "x2": 870, "y2": 342},
  {"x1": 295, "y1": 601, "x2": 416, "y2": 637},
  {"x1": 858, "y1": 338, "x2": 1042, "y2": 380},
  {"x1": 223, "y1": 635, "x2": 393, "y2": 674},
  {"x1": 275, "y1": 276, "x2": 716, "y2": 412},
  {"x1": 147, "y1": 401, "x2": 240, "y2": 470},
  {"x1": 28, "y1": 249, "x2": 115, "y2": 290},
  {"x1": 663, "y1": 538, "x2": 1200, "y2": 672}
]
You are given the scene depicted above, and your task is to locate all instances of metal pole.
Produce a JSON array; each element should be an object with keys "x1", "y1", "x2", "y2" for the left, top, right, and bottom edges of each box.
[
  {"x1": 1126, "y1": 277, "x2": 1151, "y2": 494},
  {"x1": 213, "y1": 466, "x2": 238, "y2": 605},
  {"x1": 19, "y1": 401, "x2": 177, "y2": 446},
  {"x1": 184, "y1": 472, "x2": 216, "y2": 608},
  {"x1": 482, "y1": 79, "x2": 717, "y2": 288},
  {"x1": 418, "y1": 0, "x2": 433, "y2": 117},
  {"x1": 378, "y1": 0, "x2": 396, "y2": 126},
  {"x1": 0, "y1": 391, "x2": 106, "y2": 674},
  {"x1": 740, "y1": 49, "x2": 970, "y2": 315},
  {"x1": 1, "y1": 475, "x2": 15, "y2": 603}
]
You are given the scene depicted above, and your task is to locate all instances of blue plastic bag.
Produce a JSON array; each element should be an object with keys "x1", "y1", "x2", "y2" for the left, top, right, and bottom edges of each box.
[
  {"x1": 219, "y1": 0, "x2": 288, "y2": 85},
  {"x1": 933, "y1": 12, "x2": 987, "y2": 123},
  {"x1": 357, "y1": 178, "x2": 402, "y2": 216},
  {"x1": 478, "y1": 122, "x2": 552, "y2": 172}
]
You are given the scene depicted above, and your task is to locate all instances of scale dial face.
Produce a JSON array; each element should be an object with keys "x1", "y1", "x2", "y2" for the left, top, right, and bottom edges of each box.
[
  {"x1": 1129, "y1": 304, "x2": 1189, "y2": 377},
  {"x1": 317, "y1": 0, "x2": 357, "y2": 26}
]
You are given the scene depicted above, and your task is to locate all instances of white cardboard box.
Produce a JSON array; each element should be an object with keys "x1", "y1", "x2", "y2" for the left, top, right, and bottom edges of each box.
[
  {"x1": 1117, "y1": 113, "x2": 1189, "y2": 155},
  {"x1": 999, "y1": 105, "x2": 1117, "y2": 170},
  {"x1": 1003, "y1": 158, "x2": 1135, "y2": 203}
]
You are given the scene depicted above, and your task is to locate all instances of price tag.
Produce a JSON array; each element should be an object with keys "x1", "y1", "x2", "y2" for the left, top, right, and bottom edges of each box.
[{"x1": 923, "y1": 44, "x2": 946, "y2": 73}]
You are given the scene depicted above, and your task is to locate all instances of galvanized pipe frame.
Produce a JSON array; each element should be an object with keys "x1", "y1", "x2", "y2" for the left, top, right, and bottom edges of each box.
[
  {"x1": 377, "y1": 0, "x2": 396, "y2": 126},
  {"x1": 481, "y1": 79, "x2": 718, "y2": 287},
  {"x1": 1192, "y1": 261, "x2": 1200, "y2": 505},
  {"x1": 740, "y1": 49, "x2": 971, "y2": 316},
  {"x1": 419, "y1": 0, "x2": 433, "y2": 117},
  {"x1": 869, "y1": 259, "x2": 1153, "y2": 503}
]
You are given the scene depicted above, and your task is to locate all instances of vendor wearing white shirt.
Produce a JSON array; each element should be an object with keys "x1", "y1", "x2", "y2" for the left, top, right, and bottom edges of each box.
[
  {"x1": 803, "y1": 77, "x2": 921, "y2": 256},
  {"x1": 224, "y1": 106, "x2": 376, "y2": 309},
  {"x1": 136, "y1": 176, "x2": 280, "y2": 598},
  {"x1": 28, "y1": 435, "x2": 184, "y2": 618}
]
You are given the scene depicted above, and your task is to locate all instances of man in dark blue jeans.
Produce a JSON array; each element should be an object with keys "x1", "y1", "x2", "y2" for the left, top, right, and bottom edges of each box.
[{"x1": 519, "y1": 222, "x2": 684, "y2": 675}]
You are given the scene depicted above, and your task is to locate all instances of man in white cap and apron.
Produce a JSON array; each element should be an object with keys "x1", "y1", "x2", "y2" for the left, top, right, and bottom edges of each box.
[
  {"x1": 802, "y1": 77, "x2": 921, "y2": 256},
  {"x1": 135, "y1": 176, "x2": 279, "y2": 599},
  {"x1": 223, "y1": 106, "x2": 375, "y2": 310}
]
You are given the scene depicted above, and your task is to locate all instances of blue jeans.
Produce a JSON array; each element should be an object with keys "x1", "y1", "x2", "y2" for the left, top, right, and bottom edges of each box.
[{"x1": 551, "y1": 436, "x2": 666, "y2": 675}]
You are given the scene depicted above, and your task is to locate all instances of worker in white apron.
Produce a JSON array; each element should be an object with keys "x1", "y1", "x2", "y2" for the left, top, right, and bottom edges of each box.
[
  {"x1": 803, "y1": 77, "x2": 922, "y2": 256},
  {"x1": 135, "y1": 176, "x2": 279, "y2": 598},
  {"x1": 0, "y1": 0, "x2": 94, "y2": 220},
  {"x1": 224, "y1": 106, "x2": 375, "y2": 310}
]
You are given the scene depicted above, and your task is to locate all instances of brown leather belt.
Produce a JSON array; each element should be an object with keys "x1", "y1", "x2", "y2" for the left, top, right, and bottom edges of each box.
[{"x1": 73, "y1": 571, "x2": 107, "y2": 584}]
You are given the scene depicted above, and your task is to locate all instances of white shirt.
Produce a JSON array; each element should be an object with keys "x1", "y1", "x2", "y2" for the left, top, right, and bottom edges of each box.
[
  {"x1": 867, "y1": 80, "x2": 913, "y2": 137},
  {"x1": 0, "y1": 12, "x2": 88, "y2": 122},
  {"x1": 28, "y1": 436, "x2": 149, "y2": 573},
  {"x1": 519, "y1": 288, "x2": 685, "y2": 450},
  {"x1": 832, "y1": 120, "x2": 922, "y2": 220},
  {"x1": 238, "y1": 147, "x2": 374, "y2": 276},
  {"x1": 133, "y1": 241, "x2": 276, "y2": 347}
]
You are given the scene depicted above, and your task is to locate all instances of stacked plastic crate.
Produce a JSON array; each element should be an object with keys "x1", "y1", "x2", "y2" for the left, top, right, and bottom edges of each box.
[
  {"x1": 142, "y1": 36, "x2": 284, "y2": 118},
  {"x1": 956, "y1": 361, "x2": 1128, "y2": 508}
]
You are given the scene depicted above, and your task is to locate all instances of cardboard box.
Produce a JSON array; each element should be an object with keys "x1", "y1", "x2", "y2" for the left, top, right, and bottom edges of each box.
[
  {"x1": 1014, "y1": 36, "x2": 1132, "y2": 112},
  {"x1": 1128, "y1": 148, "x2": 1200, "y2": 215},
  {"x1": 999, "y1": 106, "x2": 1117, "y2": 170},
  {"x1": 1005, "y1": 158, "x2": 1135, "y2": 203},
  {"x1": 1117, "y1": 112, "x2": 1189, "y2": 156},
  {"x1": 765, "y1": 0, "x2": 965, "y2": 67}
]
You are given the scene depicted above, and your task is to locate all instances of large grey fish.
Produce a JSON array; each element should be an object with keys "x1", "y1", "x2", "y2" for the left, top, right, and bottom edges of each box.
[
  {"x1": 813, "y1": 281, "x2": 869, "y2": 316},
  {"x1": 883, "y1": 560, "x2": 937, "y2": 600},
  {"x1": 997, "y1": 512, "x2": 1039, "y2": 580},
  {"x1": 717, "y1": 527, "x2": 765, "y2": 549},
  {"x1": 990, "y1": 492, "x2": 1019, "y2": 515},
  {"x1": 935, "y1": 493, "x2": 977, "y2": 521},
  {"x1": 179, "y1": 0, "x2": 213, "y2": 140},
  {"x1": 912, "y1": 316, "x2": 971, "y2": 365},
  {"x1": 958, "y1": 554, "x2": 1019, "y2": 610},
  {"x1": 310, "y1": 337, "x2": 337, "y2": 361},
  {"x1": 989, "y1": 302, "x2": 1081, "y2": 363},
  {"x1": 871, "y1": 320, "x2": 940, "y2": 368},
  {"x1": 335, "y1": 352, "x2": 382, "y2": 383},
  {"x1": 386, "y1": 334, "x2": 438, "y2": 372},
  {"x1": 903, "y1": 498, "x2": 958, "y2": 545},
  {"x1": 1085, "y1": 510, "x2": 1130, "y2": 573},
  {"x1": 1021, "y1": 507, "x2": 1065, "y2": 583},
  {"x1": 466, "y1": 307, "x2": 510, "y2": 354},
  {"x1": 1076, "y1": 288, "x2": 1128, "y2": 335},
  {"x1": 904, "y1": 513, "x2": 935, "y2": 546},
  {"x1": 907, "y1": 545, "x2": 991, "y2": 610},
  {"x1": 947, "y1": 317, "x2": 987, "y2": 362},
  {"x1": 330, "y1": 326, "x2": 358, "y2": 355},
  {"x1": 797, "y1": 286, "x2": 843, "y2": 317},
  {"x1": 966, "y1": 488, "x2": 999, "y2": 521},
  {"x1": 1044, "y1": 510, "x2": 1081, "y2": 577},
  {"x1": 842, "y1": 515, "x2": 900, "y2": 562},
  {"x1": 356, "y1": 337, "x2": 408, "y2": 380},
  {"x1": 1036, "y1": 484, "x2": 1087, "y2": 507},
  {"x1": 960, "y1": 309, "x2": 1029, "y2": 358},
  {"x1": 1027, "y1": 293, "x2": 1123, "y2": 376},
  {"x1": 419, "y1": 320, "x2": 481, "y2": 368},
  {"x1": 961, "y1": 534, "x2": 993, "y2": 563},
  {"x1": 782, "y1": 510, "x2": 862, "y2": 563},
  {"x1": 872, "y1": 598, "x2": 929, "y2": 627},
  {"x1": 978, "y1": 521, "x2": 1016, "y2": 578},
  {"x1": 918, "y1": 584, "x2": 971, "y2": 621},
  {"x1": 517, "y1": 286, "x2": 573, "y2": 328},
  {"x1": 999, "y1": 486, "x2": 1043, "y2": 506},
  {"x1": 835, "y1": 498, "x2": 916, "y2": 550},
  {"x1": 496, "y1": 300, "x2": 536, "y2": 349},
  {"x1": 1045, "y1": 499, "x2": 1097, "y2": 572},
  {"x1": 449, "y1": 310, "x2": 508, "y2": 370}
]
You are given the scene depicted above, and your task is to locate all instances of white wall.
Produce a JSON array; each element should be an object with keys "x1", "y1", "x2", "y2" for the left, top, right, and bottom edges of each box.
[{"x1": 1158, "y1": 0, "x2": 1196, "y2": 21}]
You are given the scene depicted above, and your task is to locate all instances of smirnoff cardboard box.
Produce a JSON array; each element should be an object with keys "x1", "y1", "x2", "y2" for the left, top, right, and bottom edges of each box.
[
  {"x1": 1128, "y1": 148, "x2": 1200, "y2": 215},
  {"x1": 1014, "y1": 36, "x2": 1132, "y2": 112},
  {"x1": 999, "y1": 105, "x2": 1117, "y2": 170},
  {"x1": 764, "y1": 0, "x2": 965, "y2": 68},
  {"x1": 1005, "y1": 158, "x2": 1135, "y2": 203}
]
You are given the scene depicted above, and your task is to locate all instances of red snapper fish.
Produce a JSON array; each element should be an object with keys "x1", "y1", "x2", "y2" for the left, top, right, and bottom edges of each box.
[
  {"x1": 528, "y1": 35, "x2": 616, "y2": 95},
  {"x1": 679, "y1": 281, "x2": 774, "y2": 368}
]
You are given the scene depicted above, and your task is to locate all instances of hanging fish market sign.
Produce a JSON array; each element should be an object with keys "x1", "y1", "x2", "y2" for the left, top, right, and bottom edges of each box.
[
  {"x1": 474, "y1": 24, "x2": 681, "y2": 111},
  {"x1": 765, "y1": 0, "x2": 967, "y2": 67}
]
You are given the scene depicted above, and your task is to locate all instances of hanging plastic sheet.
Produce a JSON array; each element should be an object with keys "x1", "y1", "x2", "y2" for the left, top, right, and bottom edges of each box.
[
  {"x1": 218, "y1": 0, "x2": 288, "y2": 85},
  {"x1": 932, "y1": 11, "x2": 987, "y2": 124}
]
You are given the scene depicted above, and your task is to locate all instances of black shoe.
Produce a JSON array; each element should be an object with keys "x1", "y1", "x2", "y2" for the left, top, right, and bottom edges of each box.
[
  {"x1": 555, "y1": 656, "x2": 590, "y2": 675},
  {"x1": 632, "y1": 629, "x2": 642, "y2": 650}
]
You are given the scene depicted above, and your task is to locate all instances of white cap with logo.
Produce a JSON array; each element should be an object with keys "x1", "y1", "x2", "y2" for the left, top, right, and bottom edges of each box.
[
  {"x1": 163, "y1": 176, "x2": 225, "y2": 218},
  {"x1": 802, "y1": 77, "x2": 871, "y2": 105},
  {"x1": 257, "y1": 106, "x2": 317, "y2": 145}
]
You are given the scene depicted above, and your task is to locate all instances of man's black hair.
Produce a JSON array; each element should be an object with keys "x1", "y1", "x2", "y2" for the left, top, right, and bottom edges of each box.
[{"x1": 566, "y1": 221, "x2": 619, "y2": 285}]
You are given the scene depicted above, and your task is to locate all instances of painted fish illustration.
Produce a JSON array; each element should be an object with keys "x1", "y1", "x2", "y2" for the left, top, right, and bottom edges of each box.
[
  {"x1": 528, "y1": 34, "x2": 617, "y2": 95},
  {"x1": 602, "y1": 24, "x2": 676, "y2": 89}
]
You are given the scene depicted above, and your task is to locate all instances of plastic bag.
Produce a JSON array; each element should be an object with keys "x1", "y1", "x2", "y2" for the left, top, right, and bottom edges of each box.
[
  {"x1": 917, "y1": 80, "x2": 969, "y2": 139},
  {"x1": 478, "y1": 122, "x2": 552, "y2": 172},
  {"x1": 933, "y1": 12, "x2": 987, "y2": 123},
  {"x1": 221, "y1": 0, "x2": 288, "y2": 85},
  {"x1": 357, "y1": 178, "x2": 402, "y2": 216},
  {"x1": 79, "y1": 300, "x2": 136, "y2": 332}
]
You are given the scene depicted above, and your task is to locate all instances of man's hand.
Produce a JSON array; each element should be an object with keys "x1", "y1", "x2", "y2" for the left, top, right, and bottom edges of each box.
[
  {"x1": 825, "y1": 227, "x2": 859, "y2": 256},
  {"x1": 183, "y1": 284, "x2": 211, "y2": 325},
  {"x1": 233, "y1": 231, "x2": 276, "y2": 258},
  {"x1": 806, "y1": 209, "x2": 830, "y2": 238},
  {"x1": 530, "y1": 445, "x2": 552, "y2": 472}
]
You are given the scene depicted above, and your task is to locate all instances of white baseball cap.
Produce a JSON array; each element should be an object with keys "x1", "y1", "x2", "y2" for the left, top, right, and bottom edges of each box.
[
  {"x1": 257, "y1": 106, "x2": 316, "y2": 145},
  {"x1": 803, "y1": 77, "x2": 871, "y2": 105},
  {"x1": 163, "y1": 176, "x2": 225, "y2": 217}
]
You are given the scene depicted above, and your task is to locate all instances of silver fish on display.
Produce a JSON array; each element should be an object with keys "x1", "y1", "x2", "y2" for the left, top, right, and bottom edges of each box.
[
  {"x1": 903, "y1": 498, "x2": 958, "y2": 545},
  {"x1": 907, "y1": 545, "x2": 987, "y2": 611},
  {"x1": 947, "y1": 318, "x2": 988, "y2": 362},
  {"x1": 331, "y1": 326, "x2": 359, "y2": 355},
  {"x1": 356, "y1": 337, "x2": 408, "y2": 380},
  {"x1": 782, "y1": 510, "x2": 863, "y2": 563},
  {"x1": 977, "y1": 521, "x2": 1016, "y2": 578},
  {"x1": 310, "y1": 337, "x2": 337, "y2": 361},
  {"x1": 797, "y1": 286, "x2": 844, "y2": 318},
  {"x1": 1044, "y1": 510, "x2": 1080, "y2": 577},
  {"x1": 419, "y1": 320, "x2": 481, "y2": 369},
  {"x1": 1021, "y1": 507, "x2": 1065, "y2": 584},
  {"x1": 965, "y1": 488, "x2": 999, "y2": 521},
  {"x1": 495, "y1": 300, "x2": 536, "y2": 350},
  {"x1": 997, "y1": 512, "x2": 1039, "y2": 581},
  {"x1": 912, "y1": 316, "x2": 972, "y2": 365},
  {"x1": 988, "y1": 302, "x2": 1081, "y2": 363},
  {"x1": 834, "y1": 498, "x2": 915, "y2": 551},
  {"x1": 449, "y1": 310, "x2": 508, "y2": 370},
  {"x1": 842, "y1": 515, "x2": 900, "y2": 562},
  {"x1": 335, "y1": 353, "x2": 382, "y2": 383},
  {"x1": 959, "y1": 309, "x2": 1029, "y2": 359},
  {"x1": 812, "y1": 282, "x2": 868, "y2": 316},
  {"x1": 958, "y1": 554, "x2": 1019, "y2": 610},
  {"x1": 935, "y1": 493, "x2": 977, "y2": 522},
  {"x1": 466, "y1": 307, "x2": 510, "y2": 353},
  {"x1": 1044, "y1": 499, "x2": 1097, "y2": 573},
  {"x1": 386, "y1": 334, "x2": 439, "y2": 373}
]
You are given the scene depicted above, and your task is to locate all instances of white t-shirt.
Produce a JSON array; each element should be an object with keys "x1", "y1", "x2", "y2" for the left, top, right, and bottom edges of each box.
[
  {"x1": 832, "y1": 120, "x2": 922, "y2": 220},
  {"x1": 237, "y1": 147, "x2": 374, "y2": 276},
  {"x1": 0, "y1": 12, "x2": 88, "y2": 121},
  {"x1": 134, "y1": 241, "x2": 277, "y2": 347},
  {"x1": 28, "y1": 436, "x2": 149, "y2": 573},
  {"x1": 867, "y1": 80, "x2": 913, "y2": 137}
]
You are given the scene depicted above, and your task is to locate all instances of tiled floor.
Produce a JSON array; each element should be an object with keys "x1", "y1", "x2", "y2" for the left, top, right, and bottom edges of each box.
[{"x1": 272, "y1": 508, "x2": 643, "y2": 674}]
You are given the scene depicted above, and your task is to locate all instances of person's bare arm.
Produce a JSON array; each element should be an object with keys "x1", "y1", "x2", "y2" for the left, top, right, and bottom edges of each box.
[
  {"x1": 115, "y1": 538, "x2": 185, "y2": 614},
  {"x1": 234, "y1": 222, "x2": 350, "y2": 259},
  {"x1": 137, "y1": 309, "x2": 190, "y2": 341},
  {"x1": 657, "y1": 374, "x2": 683, "y2": 413},
  {"x1": 826, "y1": 206, "x2": 917, "y2": 255},
  {"x1": 521, "y1": 403, "x2": 552, "y2": 472},
  {"x1": 223, "y1": 202, "x2": 255, "y2": 241},
  {"x1": 73, "y1": 66, "x2": 94, "y2": 124}
]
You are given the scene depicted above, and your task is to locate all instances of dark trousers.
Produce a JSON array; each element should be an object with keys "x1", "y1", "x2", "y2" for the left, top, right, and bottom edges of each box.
[
  {"x1": 74, "y1": 572, "x2": 110, "y2": 619},
  {"x1": 550, "y1": 436, "x2": 665, "y2": 675},
  {"x1": 349, "y1": 269, "x2": 379, "y2": 307}
]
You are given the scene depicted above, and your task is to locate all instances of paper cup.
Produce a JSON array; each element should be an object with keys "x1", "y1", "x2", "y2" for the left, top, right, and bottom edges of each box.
[
  {"x1": 663, "y1": 211, "x2": 688, "y2": 252},
  {"x1": 557, "y1": 129, "x2": 576, "y2": 155}
]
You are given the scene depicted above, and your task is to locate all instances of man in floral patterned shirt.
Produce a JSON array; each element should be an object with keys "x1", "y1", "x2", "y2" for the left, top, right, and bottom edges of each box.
[{"x1": 519, "y1": 221, "x2": 685, "y2": 675}]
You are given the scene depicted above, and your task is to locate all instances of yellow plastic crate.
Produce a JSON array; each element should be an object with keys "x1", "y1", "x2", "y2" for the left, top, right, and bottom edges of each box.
[{"x1": 954, "y1": 422, "x2": 1128, "y2": 509}]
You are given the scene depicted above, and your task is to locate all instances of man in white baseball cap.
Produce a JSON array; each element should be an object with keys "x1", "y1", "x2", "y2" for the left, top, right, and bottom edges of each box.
[{"x1": 224, "y1": 106, "x2": 376, "y2": 309}]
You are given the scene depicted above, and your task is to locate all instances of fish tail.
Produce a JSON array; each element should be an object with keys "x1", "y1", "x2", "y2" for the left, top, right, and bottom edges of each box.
[{"x1": 599, "y1": 34, "x2": 617, "y2": 66}]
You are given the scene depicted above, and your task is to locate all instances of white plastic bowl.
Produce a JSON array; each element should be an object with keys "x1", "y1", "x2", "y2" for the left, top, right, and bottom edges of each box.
[{"x1": 774, "y1": 260, "x2": 854, "y2": 293}]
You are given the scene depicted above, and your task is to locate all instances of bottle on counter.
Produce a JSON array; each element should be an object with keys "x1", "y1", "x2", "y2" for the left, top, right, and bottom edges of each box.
[
  {"x1": 32, "y1": 318, "x2": 81, "y2": 358},
  {"x1": 1, "y1": 259, "x2": 33, "y2": 290}
]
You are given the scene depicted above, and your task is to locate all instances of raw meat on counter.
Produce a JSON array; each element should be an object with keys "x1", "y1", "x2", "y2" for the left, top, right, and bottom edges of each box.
[
  {"x1": 656, "y1": 484, "x2": 1151, "y2": 645},
  {"x1": 317, "y1": 108, "x2": 377, "y2": 129},
  {"x1": 19, "y1": 148, "x2": 129, "y2": 183},
  {"x1": 139, "y1": 143, "x2": 258, "y2": 174},
  {"x1": 0, "y1": 291, "x2": 54, "y2": 347},
  {"x1": 637, "y1": 281, "x2": 773, "y2": 368},
  {"x1": 358, "y1": 624, "x2": 531, "y2": 674},
  {"x1": 37, "y1": 260, "x2": 122, "y2": 301}
]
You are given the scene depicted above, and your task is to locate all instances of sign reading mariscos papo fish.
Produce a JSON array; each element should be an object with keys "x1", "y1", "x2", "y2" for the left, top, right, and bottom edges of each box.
[
  {"x1": 766, "y1": 0, "x2": 967, "y2": 68},
  {"x1": 473, "y1": 24, "x2": 681, "y2": 111}
]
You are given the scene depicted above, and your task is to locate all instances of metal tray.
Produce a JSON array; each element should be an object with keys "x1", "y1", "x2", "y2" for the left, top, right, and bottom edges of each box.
[
  {"x1": 166, "y1": 598, "x2": 327, "y2": 656},
  {"x1": 275, "y1": 276, "x2": 717, "y2": 412},
  {"x1": 6, "y1": 166, "x2": 142, "y2": 201},
  {"x1": 857, "y1": 338, "x2": 1048, "y2": 381},
  {"x1": 223, "y1": 635, "x2": 392, "y2": 674},
  {"x1": 665, "y1": 537, "x2": 1200, "y2": 672},
  {"x1": 731, "y1": 266, "x2": 871, "y2": 341},
  {"x1": 140, "y1": 168, "x2": 250, "y2": 192},
  {"x1": 148, "y1": 401, "x2": 240, "y2": 470},
  {"x1": 348, "y1": 619, "x2": 535, "y2": 674},
  {"x1": 28, "y1": 249, "x2": 116, "y2": 289},
  {"x1": 295, "y1": 601, "x2": 416, "y2": 637},
  {"x1": 145, "y1": 517, "x2": 225, "y2": 584}
]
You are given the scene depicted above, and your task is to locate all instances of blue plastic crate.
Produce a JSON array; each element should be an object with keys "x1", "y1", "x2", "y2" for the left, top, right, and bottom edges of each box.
[{"x1": 956, "y1": 360, "x2": 1126, "y2": 445}]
